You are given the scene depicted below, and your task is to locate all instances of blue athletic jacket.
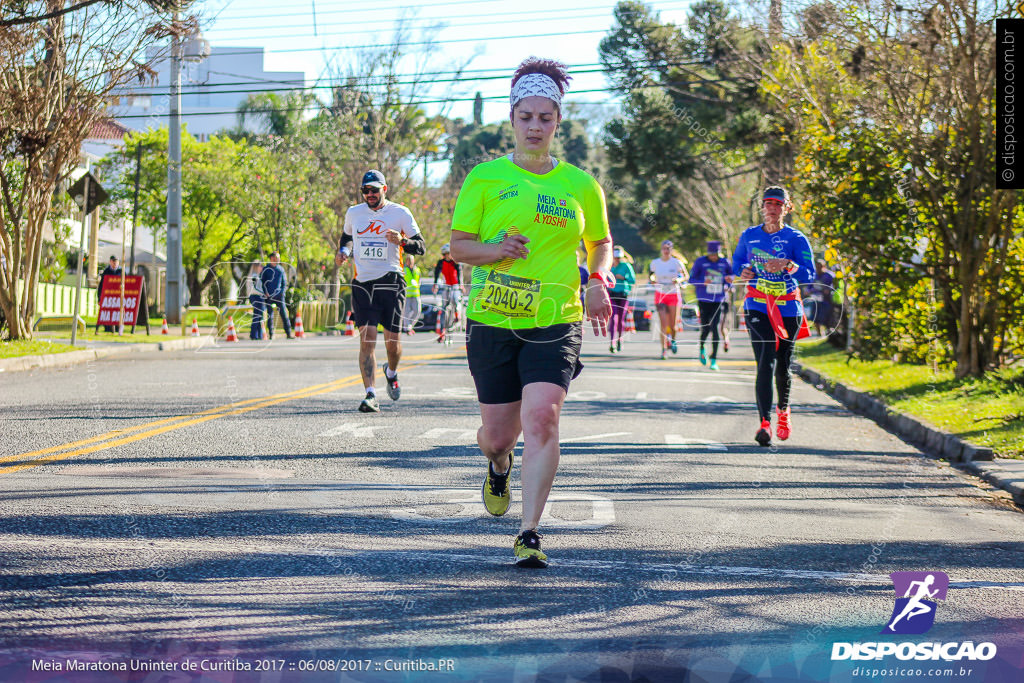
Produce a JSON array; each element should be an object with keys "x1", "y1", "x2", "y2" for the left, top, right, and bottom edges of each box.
[{"x1": 731, "y1": 224, "x2": 815, "y2": 317}]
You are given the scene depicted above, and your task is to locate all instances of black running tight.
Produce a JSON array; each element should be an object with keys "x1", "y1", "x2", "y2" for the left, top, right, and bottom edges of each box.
[
  {"x1": 746, "y1": 310, "x2": 801, "y2": 422},
  {"x1": 697, "y1": 300, "x2": 724, "y2": 359}
]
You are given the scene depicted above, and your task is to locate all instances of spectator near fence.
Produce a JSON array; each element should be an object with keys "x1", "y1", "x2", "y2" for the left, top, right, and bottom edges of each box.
[
  {"x1": 98, "y1": 255, "x2": 121, "y2": 332},
  {"x1": 260, "y1": 252, "x2": 293, "y2": 340}
]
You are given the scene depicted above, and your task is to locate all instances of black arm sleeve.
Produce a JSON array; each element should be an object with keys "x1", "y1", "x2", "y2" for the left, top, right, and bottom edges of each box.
[
  {"x1": 402, "y1": 233, "x2": 425, "y2": 255},
  {"x1": 434, "y1": 260, "x2": 443, "y2": 283},
  {"x1": 339, "y1": 233, "x2": 353, "y2": 251}
]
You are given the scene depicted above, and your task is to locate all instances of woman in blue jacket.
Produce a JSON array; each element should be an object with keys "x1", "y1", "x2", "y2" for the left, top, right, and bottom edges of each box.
[{"x1": 733, "y1": 187, "x2": 815, "y2": 447}]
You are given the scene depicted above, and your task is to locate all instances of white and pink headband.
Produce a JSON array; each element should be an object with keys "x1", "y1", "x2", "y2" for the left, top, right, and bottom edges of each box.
[{"x1": 510, "y1": 73, "x2": 563, "y2": 109}]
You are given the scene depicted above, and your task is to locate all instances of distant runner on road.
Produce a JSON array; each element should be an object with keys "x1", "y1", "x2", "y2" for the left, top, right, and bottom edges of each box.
[
  {"x1": 649, "y1": 240, "x2": 686, "y2": 358},
  {"x1": 449, "y1": 57, "x2": 612, "y2": 568},
  {"x1": 336, "y1": 170, "x2": 426, "y2": 413},
  {"x1": 688, "y1": 240, "x2": 733, "y2": 371},
  {"x1": 733, "y1": 186, "x2": 814, "y2": 446},
  {"x1": 432, "y1": 243, "x2": 464, "y2": 343},
  {"x1": 608, "y1": 246, "x2": 636, "y2": 353}
]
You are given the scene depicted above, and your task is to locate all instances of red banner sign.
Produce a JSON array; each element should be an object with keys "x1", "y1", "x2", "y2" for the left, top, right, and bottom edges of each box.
[{"x1": 97, "y1": 275, "x2": 145, "y2": 328}]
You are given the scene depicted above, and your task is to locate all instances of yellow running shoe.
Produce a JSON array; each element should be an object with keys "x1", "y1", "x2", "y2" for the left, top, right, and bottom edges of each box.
[
  {"x1": 481, "y1": 451, "x2": 513, "y2": 516},
  {"x1": 513, "y1": 529, "x2": 548, "y2": 568}
]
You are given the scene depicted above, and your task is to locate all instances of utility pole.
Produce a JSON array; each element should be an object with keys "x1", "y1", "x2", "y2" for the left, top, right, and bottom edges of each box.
[
  {"x1": 130, "y1": 142, "x2": 143, "y2": 274},
  {"x1": 164, "y1": 11, "x2": 208, "y2": 322},
  {"x1": 166, "y1": 8, "x2": 184, "y2": 324}
]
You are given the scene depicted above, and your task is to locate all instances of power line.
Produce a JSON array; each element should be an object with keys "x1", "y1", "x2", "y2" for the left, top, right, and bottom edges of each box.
[
  {"x1": 112, "y1": 80, "x2": 734, "y2": 120},
  {"x1": 208, "y1": 4, "x2": 690, "y2": 36},
  {"x1": 120, "y1": 58, "x2": 722, "y2": 97},
  {"x1": 210, "y1": 0, "x2": 511, "y2": 22},
  {"x1": 194, "y1": 28, "x2": 613, "y2": 57}
]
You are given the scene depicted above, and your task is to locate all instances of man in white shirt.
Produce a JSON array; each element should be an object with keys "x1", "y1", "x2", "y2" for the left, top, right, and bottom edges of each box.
[{"x1": 336, "y1": 170, "x2": 426, "y2": 413}]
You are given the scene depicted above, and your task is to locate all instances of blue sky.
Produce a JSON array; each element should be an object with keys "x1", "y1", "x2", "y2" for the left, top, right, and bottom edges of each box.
[{"x1": 195, "y1": 0, "x2": 697, "y2": 125}]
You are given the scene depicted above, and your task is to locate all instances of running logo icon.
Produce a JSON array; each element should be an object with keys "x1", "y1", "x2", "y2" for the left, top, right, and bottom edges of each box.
[{"x1": 882, "y1": 571, "x2": 949, "y2": 635}]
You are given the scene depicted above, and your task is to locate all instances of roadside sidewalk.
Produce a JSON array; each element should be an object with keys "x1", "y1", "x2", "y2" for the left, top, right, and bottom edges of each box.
[
  {"x1": 793, "y1": 361, "x2": 1024, "y2": 507},
  {"x1": 0, "y1": 336, "x2": 209, "y2": 374}
]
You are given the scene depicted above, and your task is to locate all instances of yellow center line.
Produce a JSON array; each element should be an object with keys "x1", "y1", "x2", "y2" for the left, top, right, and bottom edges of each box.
[
  {"x1": 1, "y1": 355, "x2": 462, "y2": 475},
  {"x1": 0, "y1": 374, "x2": 362, "y2": 466},
  {"x1": 0, "y1": 377, "x2": 366, "y2": 475}
]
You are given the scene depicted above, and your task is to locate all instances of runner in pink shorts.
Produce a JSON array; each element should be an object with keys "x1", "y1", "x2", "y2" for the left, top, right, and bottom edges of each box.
[{"x1": 649, "y1": 240, "x2": 686, "y2": 358}]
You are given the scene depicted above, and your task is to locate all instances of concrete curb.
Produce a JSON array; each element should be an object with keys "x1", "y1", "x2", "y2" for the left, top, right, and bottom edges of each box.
[
  {"x1": 793, "y1": 361, "x2": 1021, "y2": 505},
  {"x1": 0, "y1": 336, "x2": 209, "y2": 374}
]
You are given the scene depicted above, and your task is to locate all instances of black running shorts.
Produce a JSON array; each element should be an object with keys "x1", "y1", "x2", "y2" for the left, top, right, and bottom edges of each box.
[
  {"x1": 466, "y1": 320, "x2": 584, "y2": 405},
  {"x1": 351, "y1": 272, "x2": 405, "y2": 333}
]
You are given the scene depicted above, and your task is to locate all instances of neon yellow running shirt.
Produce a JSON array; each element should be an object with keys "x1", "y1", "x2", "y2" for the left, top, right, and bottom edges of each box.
[{"x1": 451, "y1": 156, "x2": 610, "y2": 329}]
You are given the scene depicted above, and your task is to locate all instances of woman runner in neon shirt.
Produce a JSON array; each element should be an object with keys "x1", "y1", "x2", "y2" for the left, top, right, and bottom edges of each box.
[{"x1": 449, "y1": 57, "x2": 613, "y2": 568}]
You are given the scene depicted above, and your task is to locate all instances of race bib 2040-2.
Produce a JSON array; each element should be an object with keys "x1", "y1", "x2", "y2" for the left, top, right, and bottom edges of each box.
[{"x1": 479, "y1": 270, "x2": 541, "y2": 319}]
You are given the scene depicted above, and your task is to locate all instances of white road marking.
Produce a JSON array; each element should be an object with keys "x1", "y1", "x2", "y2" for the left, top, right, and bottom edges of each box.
[
  {"x1": 420, "y1": 427, "x2": 478, "y2": 441},
  {"x1": 593, "y1": 373, "x2": 750, "y2": 386},
  {"x1": 439, "y1": 387, "x2": 476, "y2": 397},
  {"x1": 3, "y1": 536, "x2": 1021, "y2": 592},
  {"x1": 389, "y1": 491, "x2": 615, "y2": 530},
  {"x1": 635, "y1": 392, "x2": 648, "y2": 399},
  {"x1": 701, "y1": 395, "x2": 739, "y2": 403},
  {"x1": 560, "y1": 432, "x2": 631, "y2": 443},
  {"x1": 664, "y1": 435, "x2": 728, "y2": 451},
  {"x1": 567, "y1": 390, "x2": 607, "y2": 401},
  {"x1": 317, "y1": 422, "x2": 383, "y2": 438}
]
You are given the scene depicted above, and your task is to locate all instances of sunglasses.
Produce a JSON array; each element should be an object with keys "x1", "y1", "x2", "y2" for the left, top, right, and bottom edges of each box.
[{"x1": 361, "y1": 186, "x2": 381, "y2": 194}]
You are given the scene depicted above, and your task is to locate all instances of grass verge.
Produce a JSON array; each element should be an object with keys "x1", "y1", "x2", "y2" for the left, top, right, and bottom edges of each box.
[
  {"x1": 0, "y1": 339, "x2": 78, "y2": 359},
  {"x1": 797, "y1": 339, "x2": 1024, "y2": 458}
]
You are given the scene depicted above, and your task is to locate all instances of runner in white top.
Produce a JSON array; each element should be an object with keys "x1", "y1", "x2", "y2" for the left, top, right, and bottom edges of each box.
[
  {"x1": 336, "y1": 170, "x2": 426, "y2": 413},
  {"x1": 649, "y1": 240, "x2": 686, "y2": 357},
  {"x1": 342, "y1": 203, "x2": 419, "y2": 281}
]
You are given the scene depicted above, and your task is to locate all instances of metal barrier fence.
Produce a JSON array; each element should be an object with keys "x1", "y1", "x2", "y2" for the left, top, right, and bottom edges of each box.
[{"x1": 212, "y1": 299, "x2": 346, "y2": 337}]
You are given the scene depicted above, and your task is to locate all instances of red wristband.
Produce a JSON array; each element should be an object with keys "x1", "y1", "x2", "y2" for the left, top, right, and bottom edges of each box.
[{"x1": 588, "y1": 272, "x2": 612, "y2": 287}]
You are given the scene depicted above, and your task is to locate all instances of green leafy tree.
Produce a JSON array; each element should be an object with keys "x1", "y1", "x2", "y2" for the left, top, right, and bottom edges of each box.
[
  {"x1": 599, "y1": 0, "x2": 777, "y2": 253},
  {"x1": 99, "y1": 128, "x2": 268, "y2": 306},
  {"x1": 765, "y1": 0, "x2": 1022, "y2": 377},
  {"x1": 0, "y1": 2, "x2": 187, "y2": 339}
]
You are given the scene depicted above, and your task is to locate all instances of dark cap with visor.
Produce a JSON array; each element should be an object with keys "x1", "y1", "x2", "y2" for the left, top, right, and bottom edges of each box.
[
  {"x1": 362, "y1": 170, "x2": 386, "y2": 188},
  {"x1": 763, "y1": 187, "x2": 787, "y2": 203}
]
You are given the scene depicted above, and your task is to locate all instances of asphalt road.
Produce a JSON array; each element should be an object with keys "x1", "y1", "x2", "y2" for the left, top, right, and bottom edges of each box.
[{"x1": 1, "y1": 327, "x2": 1022, "y2": 682}]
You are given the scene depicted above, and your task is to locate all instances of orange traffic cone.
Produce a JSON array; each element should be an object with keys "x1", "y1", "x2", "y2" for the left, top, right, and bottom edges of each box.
[
  {"x1": 343, "y1": 311, "x2": 355, "y2": 336},
  {"x1": 625, "y1": 306, "x2": 636, "y2": 333},
  {"x1": 160, "y1": 317, "x2": 169, "y2": 335},
  {"x1": 293, "y1": 314, "x2": 305, "y2": 338},
  {"x1": 224, "y1": 316, "x2": 239, "y2": 342},
  {"x1": 190, "y1": 318, "x2": 200, "y2": 337},
  {"x1": 676, "y1": 316, "x2": 684, "y2": 333},
  {"x1": 739, "y1": 310, "x2": 747, "y2": 331}
]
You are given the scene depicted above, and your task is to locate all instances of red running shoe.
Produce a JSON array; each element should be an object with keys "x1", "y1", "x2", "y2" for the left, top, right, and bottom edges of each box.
[
  {"x1": 755, "y1": 419, "x2": 772, "y2": 447},
  {"x1": 776, "y1": 407, "x2": 791, "y2": 441}
]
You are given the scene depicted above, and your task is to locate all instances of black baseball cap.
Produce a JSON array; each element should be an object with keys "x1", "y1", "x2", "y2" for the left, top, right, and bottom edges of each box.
[
  {"x1": 362, "y1": 170, "x2": 386, "y2": 188},
  {"x1": 763, "y1": 187, "x2": 787, "y2": 203}
]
